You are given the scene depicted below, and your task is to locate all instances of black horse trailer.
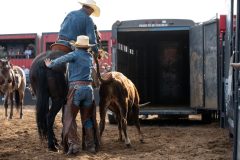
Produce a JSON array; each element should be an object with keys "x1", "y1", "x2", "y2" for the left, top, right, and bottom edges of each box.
[{"x1": 110, "y1": 18, "x2": 221, "y2": 123}]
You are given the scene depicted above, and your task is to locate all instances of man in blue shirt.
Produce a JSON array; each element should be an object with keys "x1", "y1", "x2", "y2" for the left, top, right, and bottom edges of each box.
[
  {"x1": 51, "y1": 0, "x2": 100, "y2": 55},
  {"x1": 45, "y1": 35, "x2": 99, "y2": 155}
]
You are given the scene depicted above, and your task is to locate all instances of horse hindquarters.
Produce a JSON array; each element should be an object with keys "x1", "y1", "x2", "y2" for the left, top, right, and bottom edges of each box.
[
  {"x1": 47, "y1": 72, "x2": 68, "y2": 151},
  {"x1": 99, "y1": 97, "x2": 107, "y2": 138},
  {"x1": 15, "y1": 86, "x2": 26, "y2": 119},
  {"x1": 13, "y1": 65, "x2": 27, "y2": 119}
]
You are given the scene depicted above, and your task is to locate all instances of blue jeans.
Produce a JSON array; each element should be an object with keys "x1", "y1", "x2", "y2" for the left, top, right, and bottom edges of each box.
[{"x1": 72, "y1": 85, "x2": 94, "y2": 128}]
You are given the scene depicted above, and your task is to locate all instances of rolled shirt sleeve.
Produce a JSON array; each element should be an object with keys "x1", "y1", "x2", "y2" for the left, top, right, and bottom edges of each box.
[{"x1": 86, "y1": 17, "x2": 98, "y2": 54}]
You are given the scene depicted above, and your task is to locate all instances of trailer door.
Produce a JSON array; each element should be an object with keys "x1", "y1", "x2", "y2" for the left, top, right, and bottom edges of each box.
[
  {"x1": 190, "y1": 19, "x2": 219, "y2": 109},
  {"x1": 204, "y1": 20, "x2": 219, "y2": 109},
  {"x1": 190, "y1": 24, "x2": 204, "y2": 108}
]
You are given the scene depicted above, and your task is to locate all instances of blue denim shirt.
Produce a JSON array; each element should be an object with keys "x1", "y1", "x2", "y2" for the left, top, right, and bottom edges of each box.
[
  {"x1": 48, "y1": 49, "x2": 93, "y2": 82},
  {"x1": 59, "y1": 8, "x2": 98, "y2": 53}
]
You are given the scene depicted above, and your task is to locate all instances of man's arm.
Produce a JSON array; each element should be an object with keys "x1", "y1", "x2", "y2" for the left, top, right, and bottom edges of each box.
[
  {"x1": 44, "y1": 52, "x2": 75, "y2": 68},
  {"x1": 85, "y1": 17, "x2": 98, "y2": 53}
]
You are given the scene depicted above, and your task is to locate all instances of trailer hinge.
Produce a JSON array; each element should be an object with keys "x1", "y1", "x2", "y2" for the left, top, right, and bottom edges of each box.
[{"x1": 233, "y1": 50, "x2": 240, "y2": 55}]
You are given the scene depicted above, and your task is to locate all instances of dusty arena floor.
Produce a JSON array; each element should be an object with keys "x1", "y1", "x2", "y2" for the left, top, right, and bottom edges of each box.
[{"x1": 0, "y1": 106, "x2": 233, "y2": 160}]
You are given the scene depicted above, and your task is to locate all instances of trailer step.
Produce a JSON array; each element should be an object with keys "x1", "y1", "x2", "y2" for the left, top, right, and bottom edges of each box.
[{"x1": 139, "y1": 106, "x2": 197, "y2": 115}]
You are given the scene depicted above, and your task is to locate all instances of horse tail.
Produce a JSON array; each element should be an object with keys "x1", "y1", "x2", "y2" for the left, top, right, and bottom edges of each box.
[
  {"x1": 15, "y1": 90, "x2": 20, "y2": 110},
  {"x1": 36, "y1": 66, "x2": 49, "y2": 139}
]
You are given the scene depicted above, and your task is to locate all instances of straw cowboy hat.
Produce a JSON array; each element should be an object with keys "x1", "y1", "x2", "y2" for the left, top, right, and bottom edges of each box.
[
  {"x1": 79, "y1": 0, "x2": 100, "y2": 17},
  {"x1": 70, "y1": 35, "x2": 95, "y2": 48}
]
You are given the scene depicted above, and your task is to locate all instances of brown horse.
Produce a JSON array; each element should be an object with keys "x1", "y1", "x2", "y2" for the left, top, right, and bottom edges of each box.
[
  {"x1": 97, "y1": 72, "x2": 149, "y2": 147},
  {"x1": 0, "y1": 58, "x2": 26, "y2": 119},
  {"x1": 30, "y1": 50, "x2": 101, "y2": 152},
  {"x1": 30, "y1": 50, "x2": 68, "y2": 151}
]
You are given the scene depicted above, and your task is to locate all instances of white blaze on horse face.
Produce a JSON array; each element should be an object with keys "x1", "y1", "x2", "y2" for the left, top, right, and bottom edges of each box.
[{"x1": 5, "y1": 63, "x2": 11, "y2": 70}]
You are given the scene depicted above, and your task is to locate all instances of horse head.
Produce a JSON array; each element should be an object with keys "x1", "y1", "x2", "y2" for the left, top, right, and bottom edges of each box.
[
  {"x1": 0, "y1": 58, "x2": 11, "y2": 70},
  {"x1": 0, "y1": 58, "x2": 13, "y2": 84}
]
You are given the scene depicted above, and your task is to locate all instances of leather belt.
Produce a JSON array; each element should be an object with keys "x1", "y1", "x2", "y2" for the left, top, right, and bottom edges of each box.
[{"x1": 70, "y1": 81, "x2": 92, "y2": 86}]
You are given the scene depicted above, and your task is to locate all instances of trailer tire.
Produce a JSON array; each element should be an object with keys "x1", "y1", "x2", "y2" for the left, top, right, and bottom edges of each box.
[{"x1": 202, "y1": 111, "x2": 212, "y2": 123}]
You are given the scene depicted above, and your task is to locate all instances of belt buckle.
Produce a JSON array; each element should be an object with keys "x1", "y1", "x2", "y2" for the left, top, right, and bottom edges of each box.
[{"x1": 74, "y1": 85, "x2": 80, "y2": 89}]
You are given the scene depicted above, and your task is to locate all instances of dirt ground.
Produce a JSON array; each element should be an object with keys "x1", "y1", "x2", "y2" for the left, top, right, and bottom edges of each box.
[{"x1": 0, "y1": 106, "x2": 233, "y2": 160}]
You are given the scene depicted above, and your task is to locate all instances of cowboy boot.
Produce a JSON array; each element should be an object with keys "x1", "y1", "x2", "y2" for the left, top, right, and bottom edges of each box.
[
  {"x1": 84, "y1": 127, "x2": 96, "y2": 154},
  {"x1": 63, "y1": 93, "x2": 81, "y2": 155},
  {"x1": 66, "y1": 120, "x2": 81, "y2": 155}
]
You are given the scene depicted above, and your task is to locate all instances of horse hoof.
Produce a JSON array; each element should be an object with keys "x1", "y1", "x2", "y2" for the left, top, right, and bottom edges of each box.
[
  {"x1": 54, "y1": 142, "x2": 62, "y2": 149},
  {"x1": 117, "y1": 138, "x2": 124, "y2": 142},
  {"x1": 126, "y1": 143, "x2": 131, "y2": 148},
  {"x1": 140, "y1": 139, "x2": 145, "y2": 143},
  {"x1": 66, "y1": 144, "x2": 80, "y2": 155},
  {"x1": 48, "y1": 146, "x2": 59, "y2": 152}
]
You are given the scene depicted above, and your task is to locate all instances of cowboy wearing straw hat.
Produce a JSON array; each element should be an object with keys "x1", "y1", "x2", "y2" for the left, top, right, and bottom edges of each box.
[
  {"x1": 51, "y1": 0, "x2": 100, "y2": 55},
  {"x1": 45, "y1": 35, "x2": 100, "y2": 155}
]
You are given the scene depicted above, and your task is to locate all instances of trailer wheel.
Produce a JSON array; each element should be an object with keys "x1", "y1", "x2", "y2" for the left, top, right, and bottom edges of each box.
[
  {"x1": 202, "y1": 111, "x2": 212, "y2": 123},
  {"x1": 108, "y1": 114, "x2": 117, "y2": 124},
  {"x1": 229, "y1": 131, "x2": 233, "y2": 139}
]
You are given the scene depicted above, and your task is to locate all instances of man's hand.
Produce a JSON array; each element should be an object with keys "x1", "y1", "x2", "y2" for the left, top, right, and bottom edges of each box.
[
  {"x1": 44, "y1": 58, "x2": 52, "y2": 67},
  {"x1": 98, "y1": 49, "x2": 108, "y2": 59}
]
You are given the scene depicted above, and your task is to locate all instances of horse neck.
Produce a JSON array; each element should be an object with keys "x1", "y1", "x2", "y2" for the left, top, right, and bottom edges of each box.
[{"x1": 1, "y1": 68, "x2": 12, "y2": 82}]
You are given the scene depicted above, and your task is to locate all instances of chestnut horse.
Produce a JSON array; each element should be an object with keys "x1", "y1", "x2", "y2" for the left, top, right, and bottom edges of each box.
[{"x1": 0, "y1": 58, "x2": 26, "y2": 119}]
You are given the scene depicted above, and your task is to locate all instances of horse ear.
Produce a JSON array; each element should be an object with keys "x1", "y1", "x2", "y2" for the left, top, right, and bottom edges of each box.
[{"x1": 1, "y1": 57, "x2": 8, "y2": 63}]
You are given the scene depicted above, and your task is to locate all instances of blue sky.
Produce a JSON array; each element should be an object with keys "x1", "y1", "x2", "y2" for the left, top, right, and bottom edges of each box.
[{"x1": 0, "y1": 0, "x2": 226, "y2": 34}]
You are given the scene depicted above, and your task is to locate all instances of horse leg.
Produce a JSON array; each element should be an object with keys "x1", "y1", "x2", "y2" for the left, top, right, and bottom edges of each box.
[
  {"x1": 132, "y1": 104, "x2": 144, "y2": 143},
  {"x1": 119, "y1": 100, "x2": 131, "y2": 147},
  {"x1": 115, "y1": 113, "x2": 123, "y2": 142},
  {"x1": 19, "y1": 91, "x2": 24, "y2": 119},
  {"x1": 47, "y1": 98, "x2": 64, "y2": 151},
  {"x1": 19, "y1": 103, "x2": 23, "y2": 119},
  {"x1": 99, "y1": 98, "x2": 108, "y2": 138},
  {"x1": 4, "y1": 94, "x2": 9, "y2": 119},
  {"x1": 9, "y1": 93, "x2": 14, "y2": 119}
]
